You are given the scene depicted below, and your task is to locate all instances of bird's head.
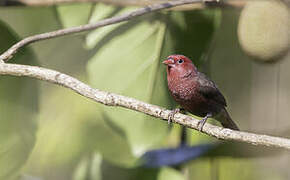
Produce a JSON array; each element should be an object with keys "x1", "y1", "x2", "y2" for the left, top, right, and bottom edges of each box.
[{"x1": 163, "y1": 54, "x2": 197, "y2": 78}]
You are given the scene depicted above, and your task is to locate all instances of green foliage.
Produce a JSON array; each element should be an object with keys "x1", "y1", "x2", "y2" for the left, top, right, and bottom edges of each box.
[
  {"x1": 57, "y1": 3, "x2": 93, "y2": 28},
  {"x1": 73, "y1": 153, "x2": 102, "y2": 180},
  {"x1": 0, "y1": 21, "x2": 38, "y2": 180},
  {"x1": 24, "y1": 89, "x2": 95, "y2": 172},
  {"x1": 157, "y1": 167, "x2": 184, "y2": 180},
  {"x1": 0, "y1": 3, "x2": 281, "y2": 180},
  {"x1": 86, "y1": 4, "x2": 220, "y2": 158}
]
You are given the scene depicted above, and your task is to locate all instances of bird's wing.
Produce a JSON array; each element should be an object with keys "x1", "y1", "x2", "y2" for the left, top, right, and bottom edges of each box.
[{"x1": 197, "y1": 72, "x2": 227, "y2": 107}]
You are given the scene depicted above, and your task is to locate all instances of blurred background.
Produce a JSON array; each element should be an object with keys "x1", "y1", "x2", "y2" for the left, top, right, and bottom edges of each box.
[{"x1": 0, "y1": 0, "x2": 289, "y2": 179}]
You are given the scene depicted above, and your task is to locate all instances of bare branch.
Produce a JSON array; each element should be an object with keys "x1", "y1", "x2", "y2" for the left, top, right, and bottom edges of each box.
[
  {"x1": 2, "y1": 0, "x2": 246, "y2": 8},
  {"x1": 0, "y1": 62, "x2": 290, "y2": 150},
  {"x1": 0, "y1": 0, "x2": 240, "y2": 62}
]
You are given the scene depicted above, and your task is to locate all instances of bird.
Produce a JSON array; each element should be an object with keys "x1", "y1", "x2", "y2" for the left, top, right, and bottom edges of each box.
[{"x1": 163, "y1": 54, "x2": 239, "y2": 131}]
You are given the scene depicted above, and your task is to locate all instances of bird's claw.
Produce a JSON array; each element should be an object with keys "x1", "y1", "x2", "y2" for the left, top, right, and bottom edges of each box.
[
  {"x1": 197, "y1": 118, "x2": 207, "y2": 131},
  {"x1": 168, "y1": 108, "x2": 180, "y2": 124},
  {"x1": 197, "y1": 113, "x2": 212, "y2": 131}
]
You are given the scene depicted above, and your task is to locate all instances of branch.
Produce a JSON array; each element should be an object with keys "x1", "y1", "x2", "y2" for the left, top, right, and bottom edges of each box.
[
  {"x1": 0, "y1": 0, "x2": 240, "y2": 62},
  {"x1": 1, "y1": 62, "x2": 290, "y2": 150},
  {"x1": 2, "y1": 0, "x2": 246, "y2": 8}
]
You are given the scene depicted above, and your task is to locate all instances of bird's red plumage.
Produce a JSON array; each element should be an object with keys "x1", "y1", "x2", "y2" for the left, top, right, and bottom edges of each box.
[{"x1": 163, "y1": 55, "x2": 239, "y2": 130}]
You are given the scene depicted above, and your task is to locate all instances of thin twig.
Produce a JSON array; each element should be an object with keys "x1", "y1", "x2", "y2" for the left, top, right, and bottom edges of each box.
[
  {"x1": 0, "y1": 62, "x2": 290, "y2": 150},
  {"x1": 0, "y1": 0, "x2": 232, "y2": 62},
  {"x1": 2, "y1": 0, "x2": 246, "y2": 8}
]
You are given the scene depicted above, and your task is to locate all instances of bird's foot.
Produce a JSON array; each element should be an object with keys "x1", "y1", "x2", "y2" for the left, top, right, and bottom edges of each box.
[
  {"x1": 197, "y1": 113, "x2": 212, "y2": 131},
  {"x1": 168, "y1": 108, "x2": 183, "y2": 124}
]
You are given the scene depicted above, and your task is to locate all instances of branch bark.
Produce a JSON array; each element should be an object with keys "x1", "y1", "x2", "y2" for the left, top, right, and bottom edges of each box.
[
  {"x1": 2, "y1": 0, "x2": 246, "y2": 8},
  {"x1": 0, "y1": 62, "x2": 290, "y2": 150},
  {"x1": 0, "y1": 0, "x2": 239, "y2": 62}
]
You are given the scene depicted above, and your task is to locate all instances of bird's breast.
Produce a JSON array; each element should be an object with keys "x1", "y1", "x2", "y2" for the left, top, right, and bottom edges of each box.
[
  {"x1": 168, "y1": 77, "x2": 198, "y2": 101},
  {"x1": 168, "y1": 77, "x2": 211, "y2": 117}
]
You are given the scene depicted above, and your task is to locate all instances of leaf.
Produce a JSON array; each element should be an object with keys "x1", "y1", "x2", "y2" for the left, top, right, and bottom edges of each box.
[
  {"x1": 73, "y1": 153, "x2": 102, "y2": 180},
  {"x1": 87, "y1": 10, "x2": 169, "y2": 156},
  {"x1": 85, "y1": 114, "x2": 138, "y2": 167},
  {"x1": 0, "y1": 7, "x2": 91, "y2": 74},
  {"x1": 206, "y1": 142, "x2": 282, "y2": 158},
  {"x1": 56, "y1": 3, "x2": 93, "y2": 28},
  {"x1": 1, "y1": 5, "x2": 138, "y2": 175},
  {"x1": 23, "y1": 88, "x2": 97, "y2": 171},
  {"x1": 167, "y1": 9, "x2": 222, "y2": 67},
  {"x1": 157, "y1": 167, "x2": 184, "y2": 180},
  {"x1": 87, "y1": 17, "x2": 169, "y2": 156},
  {"x1": 0, "y1": 21, "x2": 38, "y2": 180},
  {"x1": 85, "y1": 4, "x2": 134, "y2": 49},
  {"x1": 20, "y1": 175, "x2": 43, "y2": 180},
  {"x1": 24, "y1": 87, "x2": 136, "y2": 174},
  {"x1": 100, "y1": 159, "x2": 159, "y2": 180},
  {"x1": 217, "y1": 158, "x2": 257, "y2": 180},
  {"x1": 86, "y1": 4, "x2": 221, "y2": 158}
]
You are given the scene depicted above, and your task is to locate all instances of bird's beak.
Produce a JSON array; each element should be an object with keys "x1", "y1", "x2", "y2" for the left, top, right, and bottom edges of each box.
[{"x1": 162, "y1": 59, "x2": 174, "y2": 66}]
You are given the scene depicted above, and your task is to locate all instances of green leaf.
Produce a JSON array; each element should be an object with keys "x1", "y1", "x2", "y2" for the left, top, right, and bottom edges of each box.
[
  {"x1": 56, "y1": 3, "x2": 93, "y2": 28},
  {"x1": 218, "y1": 158, "x2": 256, "y2": 180},
  {"x1": 206, "y1": 142, "x2": 282, "y2": 158},
  {"x1": 87, "y1": 13, "x2": 169, "y2": 156},
  {"x1": 24, "y1": 87, "x2": 136, "y2": 173},
  {"x1": 0, "y1": 7, "x2": 90, "y2": 74},
  {"x1": 157, "y1": 167, "x2": 185, "y2": 180},
  {"x1": 23, "y1": 88, "x2": 96, "y2": 171},
  {"x1": 73, "y1": 153, "x2": 102, "y2": 180},
  {"x1": 86, "y1": 4, "x2": 136, "y2": 49},
  {"x1": 85, "y1": 113, "x2": 138, "y2": 167},
  {"x1": 20, "y1": 175, "x2": 42, "y2": 180},
  {"x1": 100, "y1": 159, "x2": 159, "y2": 180},
  {"x1": 0, "y1": 21, "x2": 38, "y2": 180},
  {"x1": 167, "y1": 9, "x2": 222, "y2": 67},
  {"x1": 86, "y1": 4, "x2": 221, "y2": 159}
]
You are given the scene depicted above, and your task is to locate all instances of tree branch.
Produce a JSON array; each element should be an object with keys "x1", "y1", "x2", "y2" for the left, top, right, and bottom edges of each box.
[
  {"x1": 0, "y1": 62, "x2": 290, "y2": 150},
  {"x1": 0, "y1": 0, "x2": 237, "y2": 62},
  {"x1": 2, "y1": 0, "x2": 246, "y2": 8}
]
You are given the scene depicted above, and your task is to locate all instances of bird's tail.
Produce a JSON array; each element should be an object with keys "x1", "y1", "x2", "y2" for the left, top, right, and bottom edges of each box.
[{"x1": 217, "y1": 108, "x2": 239, "y2": 131}]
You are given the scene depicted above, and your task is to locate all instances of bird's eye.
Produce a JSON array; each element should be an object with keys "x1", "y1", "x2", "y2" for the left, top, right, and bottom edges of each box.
[{"x1": 177, "y1": 59, "x2": 184, "y2": 64}]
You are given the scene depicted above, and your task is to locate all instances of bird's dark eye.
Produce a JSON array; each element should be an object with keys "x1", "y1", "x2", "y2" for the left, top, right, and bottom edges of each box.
[{"x1": 177, "y1": 59, "x2": 184, "y2": 64}]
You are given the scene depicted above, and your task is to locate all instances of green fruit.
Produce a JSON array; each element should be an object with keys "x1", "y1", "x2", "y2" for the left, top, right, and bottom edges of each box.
[{"x1": 238, "y1": 0, "x2": 289, "y2": 62}]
